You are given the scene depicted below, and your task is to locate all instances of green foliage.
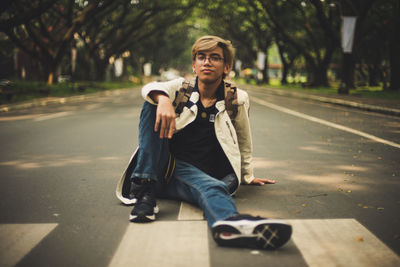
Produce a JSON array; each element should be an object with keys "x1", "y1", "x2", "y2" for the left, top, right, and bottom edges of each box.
[
  {"x1": 1, "y1": 0, "x2": 398, "y2": 91},
  {"x1": 0, "y1": 80, "x2": 140, "y2": 105}
]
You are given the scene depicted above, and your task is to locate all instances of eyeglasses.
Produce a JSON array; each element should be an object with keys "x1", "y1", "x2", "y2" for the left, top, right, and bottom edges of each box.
[{"x1": 196, "y1": 54, "x2": 224, "y2": 64}]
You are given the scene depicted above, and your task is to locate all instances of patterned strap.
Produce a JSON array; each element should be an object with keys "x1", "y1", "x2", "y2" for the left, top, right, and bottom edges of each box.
[
  {"x1": 173, "y1": 80, "x2": 238, "y2": 120},
  {"x1": 173, "y1": 80, "x2": 195, "y2": 116},
  {"x1": 224, "y1": 82, "x2": 238, "y2": 120}
]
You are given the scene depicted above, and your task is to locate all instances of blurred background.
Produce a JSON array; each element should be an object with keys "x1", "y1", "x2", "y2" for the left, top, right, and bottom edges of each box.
[{"x1": 1, "y1": 0, "x2": 399, "y2": 103}]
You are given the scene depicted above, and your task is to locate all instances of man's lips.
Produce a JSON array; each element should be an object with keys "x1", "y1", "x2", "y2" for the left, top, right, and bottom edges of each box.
[{"x1": 201, "y1": 69, "x2": 213, "y2": 73}]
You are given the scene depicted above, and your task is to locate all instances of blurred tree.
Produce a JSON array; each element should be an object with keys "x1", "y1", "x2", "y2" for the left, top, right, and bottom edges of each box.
[
  {"x1": 334, "y1": 0, "x2": 376, "y2": 94},
  {"x1": 0, "y1": 0, "x2": 57, "y2": 31},
  {"x1": 1, "y1": 0, "x2": 111, "y2": 84},
  {"x1": 387, "y1": 0, "x2": 400, "y2": 90},
  {"x1": 130, "y1": 21, "x2": 196, "y2": 75},
  {"x1": 199, "y1": 0, "x2": 273, "y2": 83},
  {"x1": 79, "y1": 0, "x2": 195, "y2": 79},
  {"x1": 248, "y1": 1, "x2": 298, "y2": 84},
  {"x1": 76, "y1": 0, "x2": 196, "y2": 81},
  {"x1": 259, "y1": 0, "x2": 341, "y2": 87}
]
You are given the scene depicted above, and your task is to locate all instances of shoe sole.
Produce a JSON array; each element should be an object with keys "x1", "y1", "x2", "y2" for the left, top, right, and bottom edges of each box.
[
  {"x1": 123, "y1": 198, "x2": 137, "y2": 205},
  {"x1": 212, "y1": 220, "x2": 292, "y2": 250},
  {"x1": 129, "y1": 206, "x2": 159, "y2": 223}
]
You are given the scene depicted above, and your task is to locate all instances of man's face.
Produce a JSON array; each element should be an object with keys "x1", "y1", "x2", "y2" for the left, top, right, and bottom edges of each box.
[{"x1": 192, "y1": 47, "x2": 230, "y2": 85}]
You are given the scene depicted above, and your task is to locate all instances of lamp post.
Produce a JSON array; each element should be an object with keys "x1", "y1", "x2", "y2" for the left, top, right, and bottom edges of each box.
[{"x1": 331, "y1": 1, "x2": 357, "y2": 94}]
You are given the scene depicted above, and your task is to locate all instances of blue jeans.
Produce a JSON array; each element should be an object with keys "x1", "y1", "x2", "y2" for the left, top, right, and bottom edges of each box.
[{"x1": 131, "y1": 102, "x2": 238, "y2": 227}]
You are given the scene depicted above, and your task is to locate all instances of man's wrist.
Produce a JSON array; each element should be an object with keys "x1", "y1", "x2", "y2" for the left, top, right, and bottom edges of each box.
[{"x1": 149, "y1": 91, "x2": 168, "y2": 103}]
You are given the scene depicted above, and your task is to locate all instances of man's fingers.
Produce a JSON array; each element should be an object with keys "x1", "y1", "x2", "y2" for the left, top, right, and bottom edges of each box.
[
  {"x1": 168, "y1": 120, "x2": 176, "y2": 139},
  {"x1": 155, "y1": 97, "x2": 175, "y2": 139},
  {"x1": 251, "y1": 178, "x2": 276, "y2": 186},
  {"x1": 160, "y1": 116, "x2": 167, "y2": 138},
  {"x1": 157, "y1": 113, "x2": 175, "y2": 139},
  {"x1": 154, "y1": 115, "x2": 160, "y2": 132}
]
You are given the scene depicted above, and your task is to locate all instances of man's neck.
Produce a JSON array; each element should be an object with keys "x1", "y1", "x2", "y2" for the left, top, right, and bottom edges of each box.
[{"x1": 197, "y1": 77, "x2": 223, "y2": 99}]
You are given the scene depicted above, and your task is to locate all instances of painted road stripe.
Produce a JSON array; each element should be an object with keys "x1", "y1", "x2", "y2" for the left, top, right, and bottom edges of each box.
[
  {"x1": 177, "y1": 201, "x2": 204, "y2": 221},
  {"x1": 34, "y1": 111, "x2": 73, "y2": 121},
  {"x1": 108, "y1": 221, "x2": 210, "y2": 267},
  {"x1": 0, "y1": 223, "x2": 58, "y2": 267},
  {"x1": 175, "y1": 203, "x2": 400, "y2": 266},
  {"x1": 251, "y1": 97, "x2": 400, "y2": 149},
  {"x1": 289, "y1": 219, "x2": 400, "y2": 267}
]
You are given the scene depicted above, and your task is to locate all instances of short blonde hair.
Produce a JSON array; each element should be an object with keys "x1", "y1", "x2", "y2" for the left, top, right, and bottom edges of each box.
[{"x1": 192, "y1": 35, "x2": 235, "y2": 68}]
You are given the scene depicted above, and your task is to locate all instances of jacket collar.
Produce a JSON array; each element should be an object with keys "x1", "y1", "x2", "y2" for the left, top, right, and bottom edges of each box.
[
  {"x1": 187, "y1": 77, "x2": 225, "y2": 111},
  {"x1": 193, "y1": 77, "x2": 225, "y2": 101}
]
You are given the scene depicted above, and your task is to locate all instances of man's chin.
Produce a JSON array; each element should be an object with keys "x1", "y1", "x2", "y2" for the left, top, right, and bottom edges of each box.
[{"x1": 198, "y1": 76, "x2": 222, "y2": 85}]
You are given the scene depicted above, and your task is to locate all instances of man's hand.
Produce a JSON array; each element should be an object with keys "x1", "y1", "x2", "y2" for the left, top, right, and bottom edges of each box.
[
  {"x1": 250, "y1": 177, "x2": 276, "y2": 186},
  {"x1": 150, "y1": 92, "x2": 176, "y2": 139}
]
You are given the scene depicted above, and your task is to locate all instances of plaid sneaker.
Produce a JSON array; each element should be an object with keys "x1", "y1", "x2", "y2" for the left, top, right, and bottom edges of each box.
[
  {"x1": 212, "y1": 214, "x2": 292, "y2": 250},
  {"x1": 129, "y1": 180, "x2": 159, "y2": 222}
]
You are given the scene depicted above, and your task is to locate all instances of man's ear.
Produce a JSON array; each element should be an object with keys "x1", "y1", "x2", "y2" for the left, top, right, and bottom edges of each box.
[
  {"x1": 224, "y1": 64, "x2": 231, "y2": 75},
  {"x1": 192, "y1": 61, "x2": 196, "y2": 73}
]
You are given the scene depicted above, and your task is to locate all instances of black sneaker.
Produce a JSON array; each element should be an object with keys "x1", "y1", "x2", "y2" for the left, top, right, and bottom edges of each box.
[
  {"x1": 125, "y1": 180, "x2": 140, "y2": 205},
  {"x1": 129, "y1": 180, "x2": 159, "y2": 222},
  {"x1": 212, "y1": 214, "x2": 292, "y2": 250}
]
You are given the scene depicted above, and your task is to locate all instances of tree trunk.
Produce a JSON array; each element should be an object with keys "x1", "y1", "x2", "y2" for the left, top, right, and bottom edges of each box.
[
  {"x1": 305, "y1": 60, "x2": 329, "y2": 87},
  {"x1": 368, "y1": 63, "x2": 380, "y2": 87},
  {"x1": 339, "y1": 53, "x2": 355, "y2": 94},
  {"x1": 276, "y1": 42, "x2": 291, "y2": 85},
  {"x1": 281, "y1": 61, "x2": 289, "y2": 85},
  {"x1": 312, "y1": 65, "x2": 329, "y2": 87},
  {"x1": 262, "y1": 55, "x2": 269, "y2": 84},
  {"x1": 388, "y1": 0, "x2": 400, "y2": 90},
  {"x1": 94, "y1": 58, "x2": 108, "y2": 81}
]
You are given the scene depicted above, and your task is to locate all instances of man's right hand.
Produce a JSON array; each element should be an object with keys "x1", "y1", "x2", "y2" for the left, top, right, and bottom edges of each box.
[{"x1": 150, "y1": 92, "x2": 176, "y2": 139}]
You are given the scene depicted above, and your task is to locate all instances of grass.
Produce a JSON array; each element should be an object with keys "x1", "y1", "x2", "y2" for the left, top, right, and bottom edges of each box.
[
  {"x1": 1, "y1": 77, "x2": 399, "y2": 106},
  {"x1": 0, "y1": 80, "x2": 140, "y2": 105},
  {"x1": 235, "y1": 78, "x2": 400, "y2": 100}
]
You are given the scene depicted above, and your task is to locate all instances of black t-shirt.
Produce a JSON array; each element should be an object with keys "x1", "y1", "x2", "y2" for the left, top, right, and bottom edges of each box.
[{"x1": 170, "y1": 83, "x2": 234, "y2": 179}]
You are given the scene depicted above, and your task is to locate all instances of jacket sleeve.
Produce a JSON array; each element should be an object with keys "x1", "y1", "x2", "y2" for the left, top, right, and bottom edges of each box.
[
  {"x1": 141, "y1": 77, "x2": 185, "y2": 104},
  {"x1": 235, "y1": 89, "x2": 255, "y2": 184}
]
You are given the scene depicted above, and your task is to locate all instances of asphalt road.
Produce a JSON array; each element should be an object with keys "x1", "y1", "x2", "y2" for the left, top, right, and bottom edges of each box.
[{"x1": 0, "y1": 86, "x2": 399, "y2": 267}]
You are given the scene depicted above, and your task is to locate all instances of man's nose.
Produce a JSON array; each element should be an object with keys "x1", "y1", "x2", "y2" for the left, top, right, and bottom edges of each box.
[{"x1": 203, "y1": 58, "x2": 212, "y2": 65}]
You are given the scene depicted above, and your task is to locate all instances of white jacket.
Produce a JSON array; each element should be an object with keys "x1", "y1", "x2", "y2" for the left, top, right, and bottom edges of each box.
[{"x1": 142, "y1": 77, "x2": 255, "y2": 186}]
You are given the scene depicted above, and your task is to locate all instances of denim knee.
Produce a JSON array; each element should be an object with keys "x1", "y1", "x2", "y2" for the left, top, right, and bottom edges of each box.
[{"x1": 204, "y1": 179, "x2": 230, "y2": 196}]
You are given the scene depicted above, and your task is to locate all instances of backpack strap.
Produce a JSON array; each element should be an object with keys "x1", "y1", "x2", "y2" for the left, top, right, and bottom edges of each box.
[
  {"x1": 173, "y1": 79, "x2": 238, "y2": 120},
  {"x1": 224, "y1": 81, "x2": 238, "y2": 120},
  {"x1": 172, "y1": 80, "x2": 195, "y2": 116}
]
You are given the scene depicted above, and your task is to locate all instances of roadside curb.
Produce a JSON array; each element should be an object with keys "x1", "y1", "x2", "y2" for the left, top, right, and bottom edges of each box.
[
  {"x1": 1, "y1": 83, "x2": 399, "y2": 117},
  {"x1": 0, "y1": 87, "x2": 139, "y2": 113},
  {"x1": 242, "y1": 84, "x2": 400, "y2": 117}
]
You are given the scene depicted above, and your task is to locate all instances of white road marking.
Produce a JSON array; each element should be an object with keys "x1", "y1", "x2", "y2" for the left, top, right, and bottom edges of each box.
[
  {"x1": 0, "y1": 223, "x2": 58, "y2": 267},
  {"x1": 1, "y1": 219, "x2": 397, "y2": 267},
  {"x1": 34, "y1": 111, "x2": 73, "y2": 121},
  {"x1": 178, "y1": 201, "x2": 204, "y2": 221},
  {"x1": 251, "y1": 98, "x2": 400, "y2": 149},
  {"x1": 289, "y1": 219, "x2": 400, "y2": 267},
  {"x1": 108, "y1": 221, "x2": 210, "y2": 267}
]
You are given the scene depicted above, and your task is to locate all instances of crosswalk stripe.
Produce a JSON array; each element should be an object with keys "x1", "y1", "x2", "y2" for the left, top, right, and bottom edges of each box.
[
  {"x1": 0, "y1": 223, "x2": 58, "y2": 267},
  {"x1": 289, "y1": 219, "x2": 400, "y2": 267},
  {"x1": 3, "y1": 219, "x2": 398, "y2": 267},
  {"x1": 177, "y1": 201, "x2": 204, "y2": 221},
  {"x1": 108, "y1": 221, "x2": 210, "y2": 267}
]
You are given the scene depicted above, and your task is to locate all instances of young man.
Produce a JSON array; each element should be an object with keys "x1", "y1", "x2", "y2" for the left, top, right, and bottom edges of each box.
[{"x1": 120, "y1": 36, "x2": 292, "y2": 250}]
